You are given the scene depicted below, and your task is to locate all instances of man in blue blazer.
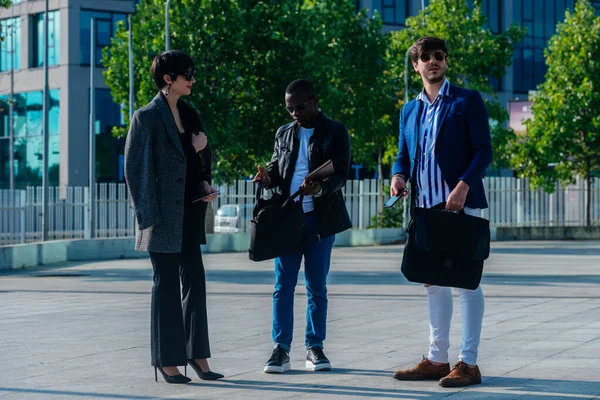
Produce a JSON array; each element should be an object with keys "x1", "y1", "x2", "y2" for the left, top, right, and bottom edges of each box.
[{"x1": 390, "y1": 37, "x2": 492, "y2": 387}]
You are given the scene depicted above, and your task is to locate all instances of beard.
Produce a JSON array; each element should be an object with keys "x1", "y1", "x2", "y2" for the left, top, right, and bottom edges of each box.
[{"x1": 425, "y1": 73, "x2": 445, "y2": 84}]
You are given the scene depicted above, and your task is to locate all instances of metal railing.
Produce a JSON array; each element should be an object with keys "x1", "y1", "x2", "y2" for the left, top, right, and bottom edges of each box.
[{"x1": 1, "y1": 177, "x2": 598, "y2": 246}]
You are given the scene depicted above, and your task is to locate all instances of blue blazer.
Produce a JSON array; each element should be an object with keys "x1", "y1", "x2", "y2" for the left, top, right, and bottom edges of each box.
[{"x1": 392, "y1": 85, "x2": 493, "y2": 209}]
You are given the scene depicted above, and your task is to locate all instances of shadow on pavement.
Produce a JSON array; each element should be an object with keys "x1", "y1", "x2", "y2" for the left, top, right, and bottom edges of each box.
[
  {"x1": 1, "y1": 374, "x2": 599, "y2": 399},
  {"x1": 15, "y1": 268, "x2": 594, "y2": 288}
]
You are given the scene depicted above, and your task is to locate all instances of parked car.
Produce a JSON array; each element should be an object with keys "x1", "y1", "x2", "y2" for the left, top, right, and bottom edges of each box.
[{"x1": 213, "y1": 204, "x2": 254, "y2": 234}]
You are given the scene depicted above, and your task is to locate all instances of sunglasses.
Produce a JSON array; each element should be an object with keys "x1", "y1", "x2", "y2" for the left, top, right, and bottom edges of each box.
[
  {"x1": 170, "y1": 69, "x2": 196, "y2": 81},
  {"x1": 420, "y1": 51, "x2": 447, "y2": 63},
  {"x1": 285, "y1": 97, "x2": 313, "y2": 114}
]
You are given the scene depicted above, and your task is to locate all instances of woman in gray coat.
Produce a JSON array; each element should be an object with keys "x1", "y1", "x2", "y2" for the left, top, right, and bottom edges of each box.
[{"x1": 124, "y1": 50, "x2": 223, "y2": 384}]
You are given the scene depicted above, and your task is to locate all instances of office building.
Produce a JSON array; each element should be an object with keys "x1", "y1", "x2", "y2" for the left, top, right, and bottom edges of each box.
[{"x1": 0, "y1": 0, "x2": 135, "y2": 189}]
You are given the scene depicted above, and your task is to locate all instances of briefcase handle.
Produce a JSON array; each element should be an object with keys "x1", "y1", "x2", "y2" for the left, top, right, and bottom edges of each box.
[
  {"x1": 282, "y1": 189, "x2": 304, "y2": 208},
  {"x1": 255, "y1": 186, "x2": 279, "y2": 201},
  {"x1": 254, "y1": 186, "x2": 303, "y2": 207},
  {"x1": 431, "y1": 202, "x2": 466, "y2": 214}
]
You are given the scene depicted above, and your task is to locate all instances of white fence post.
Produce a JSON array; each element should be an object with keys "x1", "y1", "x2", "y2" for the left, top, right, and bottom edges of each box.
[
  {"x1": 516, "y1": 178, "x2": 523, "y2": 226},
  {"x1": 19, "y1": 191, "x2": 25, "y2": 244},
  {"x1": 358, "y1": 180, "x2": 364, "y2": 230},
  {"x1": 84, "y1": 187, "x2": 90, "y2": 240}
]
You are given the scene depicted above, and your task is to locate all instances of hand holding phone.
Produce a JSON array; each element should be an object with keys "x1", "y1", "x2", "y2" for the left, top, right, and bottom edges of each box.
[
  {"x1": 383, "y1": 188, "x2": 409, "y2": 208},
  {"x1": 192, "y1": 190, "x2": 219, "y2": 203}
]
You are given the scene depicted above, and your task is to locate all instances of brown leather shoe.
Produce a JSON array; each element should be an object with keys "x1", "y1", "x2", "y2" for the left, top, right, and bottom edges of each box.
[
  {"x1": 393, "y1": 356, "x2": 451, "y2": 381},
  {"x1": 439, "y1": 361, "x2": 482, "y2": 387}
]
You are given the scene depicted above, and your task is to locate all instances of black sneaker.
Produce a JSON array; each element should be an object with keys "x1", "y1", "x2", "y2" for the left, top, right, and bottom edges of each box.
[
  {"x1": 306, "y1": 347, "x2": 331, "y2": 371},
  {"x1": 264, "y1": 345, "x2": 291, "y2": 373}
]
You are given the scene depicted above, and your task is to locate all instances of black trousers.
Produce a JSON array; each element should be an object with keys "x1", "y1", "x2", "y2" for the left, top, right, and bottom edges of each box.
[{"x1": 149, "y1": 231, "x2": 210, "y2": 367}]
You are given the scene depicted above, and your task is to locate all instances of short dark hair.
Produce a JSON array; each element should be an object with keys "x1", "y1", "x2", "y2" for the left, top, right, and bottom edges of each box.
[
  {"x1": 285, "y1": 79, "x2": 316, "y2": 99},
  {"x1": 151, "y1": 50, "x2": 195, "y2": 89},
  {"x1": 409, "y1": 37, "x2": 448, "y2": 63}
]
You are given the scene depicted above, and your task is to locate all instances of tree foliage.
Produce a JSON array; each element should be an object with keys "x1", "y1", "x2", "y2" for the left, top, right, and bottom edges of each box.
[
  {"x1": 385, "y1": 0, "x2": 526, "y2": 170},
  {"x1": 512, "y1": 0, "x2": 600, "y2": 188},
  {"x1": 0, "y1": 0, "x2": 12, "y2": 41},
  {"x1": 103, "y1": 0, "x2": 388, "y2": 182},
  {"x1": 511, "y1": 0, "x2": 600, "y2": 225}
]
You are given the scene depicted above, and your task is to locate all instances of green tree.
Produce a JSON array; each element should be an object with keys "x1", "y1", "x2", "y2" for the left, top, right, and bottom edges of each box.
[
  {"x1": 385, "y1": 0, "x2": 526, "y2": 170},
  {"x1": 0, "y1": 0, "x2": 12, "y2": 41},
  {"x1": 103, "y1": 0, "x2": 388, "y2": 182},
  {"x1": 511, "y1": 0, "x2": 600, "y2": 226}
]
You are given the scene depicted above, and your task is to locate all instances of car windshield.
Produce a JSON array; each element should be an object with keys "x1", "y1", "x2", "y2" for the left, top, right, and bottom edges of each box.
[{"x1": 217, "y1": 206, "x2": 238, "y2": 217}]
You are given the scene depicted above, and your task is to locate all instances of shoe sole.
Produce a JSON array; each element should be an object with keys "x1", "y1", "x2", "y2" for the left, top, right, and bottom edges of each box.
[
  {"x1": 393, "y1": 375, "x2": 446, "y2": 381},
  {"x1": 305, "y1": 360, "x2": 331, "y2": 371},
  {"x1": 264, "y1": 362, "x2": 291, "y2": 373},
  {"x1": 439, "y1": 378, "x2": 482, "y2": 387}
]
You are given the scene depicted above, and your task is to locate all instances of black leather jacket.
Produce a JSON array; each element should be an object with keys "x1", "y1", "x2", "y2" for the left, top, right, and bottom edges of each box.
[{"x1": 266, "y1": 112, "x2": 352, "y2": 239}]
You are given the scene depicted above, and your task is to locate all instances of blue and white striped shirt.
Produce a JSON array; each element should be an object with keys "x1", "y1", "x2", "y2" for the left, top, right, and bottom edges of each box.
[{"x1": 415, "y1": 79, "x2": 452, "y2": 209}]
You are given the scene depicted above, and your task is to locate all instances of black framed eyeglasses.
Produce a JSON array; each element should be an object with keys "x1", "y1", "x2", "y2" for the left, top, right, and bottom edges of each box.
[
  {"x1": 285, "y1": 97, "x2": 313, "y2": 114},
  {"x1": 420, "y1": 51, "x2": 446, "y2": 63}
]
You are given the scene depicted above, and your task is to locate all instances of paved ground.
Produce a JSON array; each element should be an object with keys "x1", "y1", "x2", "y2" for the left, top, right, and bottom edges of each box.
[{"x1": 1, "y1": 241, "x2": 599, "y2": 400}]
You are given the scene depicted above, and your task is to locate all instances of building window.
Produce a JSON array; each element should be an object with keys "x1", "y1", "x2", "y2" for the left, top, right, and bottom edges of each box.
[
  {"x1": 31, "y1": 11, "x2": 61, "y2": 67},
  {"x1": 0, "y1": 90, "x2": 60, "y2": 188},
  {"x1": 0, "y1": 17, "x2": 21, "y2": 72},
  {"x1": 80, "y1": 10, "x2": 128, "y2": 66},
  {"x1": 480, "y1": 0, "x2": 501, "y2": 33},
  {"x1": 366, "y1": 0, "x2": 409, "y2": 26},
  {"x1": 513, "y1": 0, "x2": 578, "y2": 94},
  {"x1": 92, "y1": 89, "x2": 126, "y2": 182}
]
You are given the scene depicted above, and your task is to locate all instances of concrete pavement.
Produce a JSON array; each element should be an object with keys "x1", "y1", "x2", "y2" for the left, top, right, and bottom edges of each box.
[{"x1": 1, "y1": 241, "x2": 599, "y2": 399}]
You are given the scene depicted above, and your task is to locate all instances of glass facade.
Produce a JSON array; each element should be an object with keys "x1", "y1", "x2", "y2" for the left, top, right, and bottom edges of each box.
[
  {"x1": 0, "y1": 90, "x2": 60, "y2": 188},
  {"x1": 94, "y1": 89, "x2": 125, "y2": 182},
  {"x1": 80, "y1": 10, "x2": 127, "y2": 66},
  {"x1": 0, "y1": 17, "x2": 21, "y2": 72},
  {"x1": 513, "y1": 0, "x2": 579, "y2": 93},
  {"x1": 31, "y1": 11, "x2": 61, "y2": 67},
  {"x1": 479, "y1": 0, "x2": 501, "y2": 33}
]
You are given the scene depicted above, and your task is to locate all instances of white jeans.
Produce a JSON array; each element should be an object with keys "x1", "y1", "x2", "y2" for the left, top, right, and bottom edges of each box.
[{"x1": 425, "y1": 285, "x2": 484, "y2": 366}]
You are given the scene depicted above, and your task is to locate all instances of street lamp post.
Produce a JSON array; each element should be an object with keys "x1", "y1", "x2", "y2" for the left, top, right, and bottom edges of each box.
[
  {"x1": 8, "y1": 8, "x2": 15, "y2": 190},
  {"x1": 89, "y1": 18, "x2": 96, "y2": 239},
  {"x1": 129, "y1": 13, "x2": 134, "y2": 121},
  {"x1": 404, "y1": 48, "x2": 410, "y2": 105},
  {"x1": 41, "y1": 0, "x2": 50, "y2": 241},
  {"x1": 165, "y1": 0, "x2": 172, "y2": 51},
  {"x1": 404, "y1": 1, "x2": 426, "y2": 104}
]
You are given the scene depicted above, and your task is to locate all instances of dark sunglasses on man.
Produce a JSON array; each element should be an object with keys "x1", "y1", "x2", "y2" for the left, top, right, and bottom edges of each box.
[
  {"x1": 420, "y1": 51, "x2": 447, "y2": 63},
  {"x1": 285, "y1": 97, "x2": 313, "y2": 114}
]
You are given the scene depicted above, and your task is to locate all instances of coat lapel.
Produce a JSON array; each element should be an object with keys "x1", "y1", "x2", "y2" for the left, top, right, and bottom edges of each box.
[
  {"x1": 152, "y1": 91, "x2": 185, "y2": 157},
  {"x1": 435, "y1": 87, "x2": 454, "y2": 140},
  {"x1": 408, "y1": 101, "x2": 424, "y2": 162}
]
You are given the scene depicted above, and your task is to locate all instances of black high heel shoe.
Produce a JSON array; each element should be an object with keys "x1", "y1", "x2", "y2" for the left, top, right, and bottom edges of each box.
[
  {"x1": 187, "y1": 359, "x2": 224, "y2": 380},
  {"x1": 154, "y1": 366, "x2": 191, "y2": 384}
]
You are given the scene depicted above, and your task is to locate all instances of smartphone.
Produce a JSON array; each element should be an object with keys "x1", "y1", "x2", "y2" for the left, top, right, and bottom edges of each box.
[
  {"x1": 192, "y1": 190, "x2": 219, "y2": 203},
  {"x1": 383, "y1": 189, "x2": 409, "y2": 208}
]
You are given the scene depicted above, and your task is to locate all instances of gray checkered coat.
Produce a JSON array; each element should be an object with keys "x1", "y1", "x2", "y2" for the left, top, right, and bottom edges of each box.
[{"x1": 124, "y1": 92, "x2": 209, "y2": 252}]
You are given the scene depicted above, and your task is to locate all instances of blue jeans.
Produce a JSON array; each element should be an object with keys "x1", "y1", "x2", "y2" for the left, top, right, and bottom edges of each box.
[{"x1": 272, "y1": 212, "x2": 335, "y2": 351}]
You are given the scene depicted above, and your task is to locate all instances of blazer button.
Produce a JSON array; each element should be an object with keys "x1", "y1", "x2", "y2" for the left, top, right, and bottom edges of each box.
[{"x1": 180, "y1": 157, "x2": 185, "y2": 162}]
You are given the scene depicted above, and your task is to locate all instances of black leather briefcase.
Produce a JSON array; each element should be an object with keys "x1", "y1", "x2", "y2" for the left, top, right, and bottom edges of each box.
[
  {"x1": 248, "y1": 188, "x2": 304, "y2": 262},
  {"x1": 401, "y1": 204, "x2": 490, "y2": 290}
]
